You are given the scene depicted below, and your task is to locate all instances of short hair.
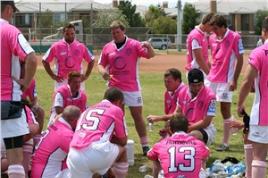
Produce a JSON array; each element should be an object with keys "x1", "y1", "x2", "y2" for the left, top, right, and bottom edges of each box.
[
  {"x1": 63, "y1": 23, "x2": 75, "y2": 32},
  {"x1": 62, "y1": 105, "x2": 81, "y2": 121},
  {"x1": 169, "y1": 115, "x2": 189, "y2": 133},
  {"x1": 110, "y1": 20, "x2": 126, "y2": 31},
  {"x1": 209, "y1": 15, "x2": 227, "y2": 28},
  {"x1": 164, "y1": 68, "x2": 182, "y2": 82},
  {"x1": 201, "y1": 13, "x2": 214, "y2": 25},
  {"x1": 262, "y1": 16, "x2": 268, "y2": 32},
  {"x1": 68, "y1": 72, "x2": 81, "y2": 82},
  {"x1": 104, "y1": 87, "x2": 124, "y2": 103}
]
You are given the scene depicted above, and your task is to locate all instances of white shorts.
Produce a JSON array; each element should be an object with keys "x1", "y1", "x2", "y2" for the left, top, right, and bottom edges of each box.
[
  {"x1": 122, "y1": 91, "x2": 143, "y2": 107},
  {"x1": 1, "y1": 109, "x2": 29, "y2": 138},
  {"x1": 67, "y1": 141, "x2": 119, "y2": 178},
  {"x1": 55, "y1": 169, "x2": 70, "y2": 178},
  {"x1": 204, "y1": 123, "x2": 217, "y2": 145},
  {"x1": 207, "y1": 81, "x2": 233, "y2": 102},
  {"x1": 248, "y1": 125, "x2": 268, "y2": 144}
]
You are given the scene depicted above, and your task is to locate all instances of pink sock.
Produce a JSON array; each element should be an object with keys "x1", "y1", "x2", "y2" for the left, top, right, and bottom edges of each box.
[
  {"x1": 111, "y1": 162, "x2": 129, "y2": 178},
  {"x1": 140, "y1": 136, "x2": 148, "y2": 146},
  {"x1": 223, "y1": 118, "x2": 232, "y2": 145},
  {"x1": 252, "y1": 160, "x2": 267, "y2": 178},
  {"x1": 8, "y1": 164, "x2": 25, "y2": 178},
  {"x1": 244, "y1": 144, "x2": 253, "y2": 178}
]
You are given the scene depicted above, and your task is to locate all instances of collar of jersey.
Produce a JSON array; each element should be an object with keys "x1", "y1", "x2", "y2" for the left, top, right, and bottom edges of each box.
[
  {"x1": 58, "y1": 117, "x2": 72, "y2": 129},
  {"x1": 113, "y1": 36, "x2": 128, "y2": 51}
]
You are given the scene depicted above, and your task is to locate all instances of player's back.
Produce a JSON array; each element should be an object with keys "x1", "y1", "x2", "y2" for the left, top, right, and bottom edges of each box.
[
  {"x1": 150, "y1": 132, "x2": 209, "y2": 178},
  {"x1": 71, "y1": 99, "x2": 125, "y2": 150}
]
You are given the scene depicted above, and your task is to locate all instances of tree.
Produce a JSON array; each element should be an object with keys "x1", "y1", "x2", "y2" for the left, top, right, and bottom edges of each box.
[
  {"x1": 118, "y1": 1, "x2": 144, "y2": 27},
  {"x1": 255, "y1": 10, "x2": 268, "y2": 35},
  {"x1": 182, "y1": 3, "x2": 200, "y2": 34},
  {"x1": 144, "y1": 5, "x2": 166, "y2": 28},
  {"x1": 151, "y1": 16, "x2": 177, "y2": 34},
  {"x1": 93, "y1": 10, "x2": 129, "y2": 28}
]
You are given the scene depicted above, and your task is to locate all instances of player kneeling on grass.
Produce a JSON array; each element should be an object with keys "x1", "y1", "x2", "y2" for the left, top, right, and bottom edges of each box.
[
  {"x1": 148, "y1": 69, "x2": 216, "y2": 145},
  {"x1": 31, "y1": 106, "x2": 81, "y2": 178},
  {"x1": 147, "y1": 115, "x2": 209, "y2": 178},
  {"x1": 67, "y1": 88, "x2": 128, "y2": 178}
]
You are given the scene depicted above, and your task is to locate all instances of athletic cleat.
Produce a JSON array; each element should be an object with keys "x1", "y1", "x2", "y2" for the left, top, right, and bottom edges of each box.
[
  {"x1": 216, "y1": 144, "x2": 230, "y2": 152},
  {"x1": 142, "y1": 146, "x2": 150, "y2": 156}
]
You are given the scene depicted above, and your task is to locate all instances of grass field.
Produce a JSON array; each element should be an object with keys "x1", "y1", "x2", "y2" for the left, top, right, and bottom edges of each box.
[{"x1": 35, "y1": 51, "x2": 254, "y2": 177}]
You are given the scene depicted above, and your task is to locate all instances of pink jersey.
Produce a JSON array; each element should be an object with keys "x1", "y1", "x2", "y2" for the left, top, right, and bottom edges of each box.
[
  {"x1": 98, "y1": 37, "x2": 150, "y2": 91},
  {"x1": 42, "y1": 39, "x2": 94, "y2": 79},
  {"x1": 55, "y1": 84, "x2": 87, "y2": 112},
  {"x1": 164, "y1": 83, "x2": 185, "y2": 114},
  {"x1": 22, "y1": 79, "x2": 37, "y2": 103},
  {"x1": 248, "y1": 42, "x2": 268, "y2": 126},
  {"x1": 177, "y1": 86, "x2": 216, "y2": 125},
  {"x1": 1, "y1": 18, "x2": 35, "y2": 101},
  {"x1": 186, "y1": 27, "x2": 209, "y2": 71},
  {"x1": 148, "y1": 132, "x2": 209, "y2": 178},
  {"x1": 31, "y1": 118, "x2": 73, "y2": 178},
  {"x1": 208, "y1": 29, "x2": 244, "y2": 83},
  {"x1": 70, "y1": 99, "x2": 127, "y2": 149}
]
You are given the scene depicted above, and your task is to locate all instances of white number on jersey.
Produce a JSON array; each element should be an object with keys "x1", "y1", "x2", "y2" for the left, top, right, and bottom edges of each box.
[
  {"x1": 79, "y1": 109, "x2": 104, "y2": 131},
  {"x1": 168, "y1": 146, "x2": 196, "y2": 172}
]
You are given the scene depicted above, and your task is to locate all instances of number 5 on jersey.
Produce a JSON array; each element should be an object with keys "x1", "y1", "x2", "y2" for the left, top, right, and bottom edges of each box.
[{"x1": 77, "y1": 109, "x2": 104, "y2": 131}]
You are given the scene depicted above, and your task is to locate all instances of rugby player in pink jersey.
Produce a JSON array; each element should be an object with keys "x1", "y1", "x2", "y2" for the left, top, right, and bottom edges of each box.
[
  {"x1": 42, "y1": 23, "x2": 94, "y2": 90},
  {"x1": 1, "y1": 1, "x2": 38, "y2": 178},
  {"x1": 48, "y1": 72, "x2": 87, "y2": 125},
  {"x1": 67, "y1": 88, "x2": 128, "y2": 178},
  {"x1": 98, "y1": 20, "x2": 155, "y2": 155},
  {"x1": 237, "y1": 17, "x2": 268, "y2": 178},
  {"x1": 186, "y1": 13, "x2": 214, "y2": 76},
  {"x1": 31, "y1": 106, "x2": 81, "y2": 178},
  {"x1": 207, "y1": 15, "x2": 244, "y2": 151},
  {"x1": 147, "y1": 115, "x2": 209, "y2": 178},
  {"x1": 147, "y1": 68, "x2": 185, "y2": 137}
]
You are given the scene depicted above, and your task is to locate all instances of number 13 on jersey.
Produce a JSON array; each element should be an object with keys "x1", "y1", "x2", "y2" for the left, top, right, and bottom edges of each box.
[{"x1": 168, "y1": 146, "x2": 196, "y2": 172}]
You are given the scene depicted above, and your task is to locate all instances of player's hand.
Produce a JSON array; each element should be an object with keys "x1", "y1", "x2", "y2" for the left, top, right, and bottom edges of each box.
[
  {"x1": 52, "y1": 75, "x2": 64, "y2": 82},
  {"x1": 147, "y1": 115, "x2": 161, "y2": 123},
  {"x1": 12, "y1": 76, "x2": 28, "y2": 91},
  {"x1": 237, "y1": 105, "x2": 245, "y2": 117},
  {"x1": 141, "y1": 41, "x2": 151, "y2": 49},
  {"x1": 229, "y1": 80, "x2": 237, "y2": 91},
  {"x1": 102, "y1": 72, "x2": 111, "y2": 81},
  {"x1": 230, "y1": 119, "x2": 244, "y2": 129}
]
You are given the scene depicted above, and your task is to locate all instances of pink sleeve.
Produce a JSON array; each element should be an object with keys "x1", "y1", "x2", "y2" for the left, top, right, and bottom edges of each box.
[
  {"x1": 43, "y1": 45, "x2": 56, "y2": 63},
  {"x1": 249, "y1": 49, "x2": 261, "y2": 71},
  {"x1": 113, "y1": 109, "x2": 127, "y2": 139},
  {"x1": 83, "y1": 44, "x2": 94, "y2": 63},
  {"x1": 196, "y1": 141, "x2": 210, "y2": 160},
  {"x1": 60, "y1": 134, "x2": 73, "y2": 153},
  {"x1": 10, "y1": 30, "x2": 31, "y2": 61},
  {"x1": 147, "y1": 143, "x2": 160, "y2": 160},
  {"x1": 135, "y1": 41, "x2": 149, "y2": 59}
]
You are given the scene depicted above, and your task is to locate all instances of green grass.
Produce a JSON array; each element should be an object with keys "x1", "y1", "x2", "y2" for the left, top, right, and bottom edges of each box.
[{"x1": 36, "y1": 69, "x2": 254, "y2": 177}]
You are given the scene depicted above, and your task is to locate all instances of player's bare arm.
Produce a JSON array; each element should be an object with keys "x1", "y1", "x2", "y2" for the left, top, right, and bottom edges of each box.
[
  {"x1": 97, "y1": 64, "x2": 110, "y2": 80},
  {"x1": 237, "y1": 64, "x2": 257, "y2": 116},
  {"x1": 188, "y1": 116, "x2": 213, "y2": 132},
  {"x1": 42, "y1": 60, "x2": 64, "y2": 82},
  {"x1": 142, "y1": 41, "x2": 155, "y2": 58},
  {"x1": 110, "y1": 135, "x2": 127, "y2": 147},
  {"x1": 81, "y1": 60, "x2": 95, "y2": 82},
  {"x1": 22, "y1": 52, "x2": 38, "y2": 91},
  {"x1": 230, "y1": 53, "x2": 243, "y2": 91}
]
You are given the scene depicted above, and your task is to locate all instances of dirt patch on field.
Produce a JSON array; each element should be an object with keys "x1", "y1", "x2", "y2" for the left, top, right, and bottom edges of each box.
[{"x1": 37, "y1": 52, "x2": 249, "y2": 75}]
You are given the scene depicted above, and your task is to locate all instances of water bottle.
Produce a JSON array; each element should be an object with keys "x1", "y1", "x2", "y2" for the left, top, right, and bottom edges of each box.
[
  {"x1": 148, "y1": 122, "x2": 153, "y2": 132},
  {"x1": 126, "y1": 139, "x2": 135, "y2": 166},
  {"x1": 226, "y1": 162, "x2": 245, "y2": 176}
]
